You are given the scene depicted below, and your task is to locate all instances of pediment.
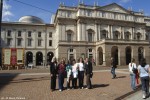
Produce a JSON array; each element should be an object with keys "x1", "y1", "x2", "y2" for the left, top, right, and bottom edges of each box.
[{"x1": 99, "y1": 3, "x2": 130, "y2": 14}]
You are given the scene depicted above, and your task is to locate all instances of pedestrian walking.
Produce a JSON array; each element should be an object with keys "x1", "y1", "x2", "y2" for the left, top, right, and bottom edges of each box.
[
  {"x1": 84, "y1": 57, "x2": 93, "y2": 89},
  {"x1": 138, "y1": 58, "x2": 150, "y2": 99},
  {"x1": 58, "y1": 59, "x2": 66, "y2": 92},
  {"x1": 72, "y1": 59, "x2": 78, "y2": 89},
  {"x1": 111, "y1": 57, "x2": 117, "y2": 79},
  {"x1": 78, "y1": 57, "x2": 84, "y2": 89},
  {"x1": 66, "y1": 60, "x2": 72, "y2": 90},
  {"x1": 50, "y1": 57, "x2": 58, "y2": 92},
  {"x1": 128, "y1": 58, "x2": 137, "y2": 90}
]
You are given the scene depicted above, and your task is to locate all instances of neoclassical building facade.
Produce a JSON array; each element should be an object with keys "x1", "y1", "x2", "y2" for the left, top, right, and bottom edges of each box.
[{"x1": 1, "y1": 3, "x2": 150, "y2": 67}]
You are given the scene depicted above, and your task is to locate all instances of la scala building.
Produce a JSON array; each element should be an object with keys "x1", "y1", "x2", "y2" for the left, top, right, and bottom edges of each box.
[{"x1": 0, "y1": 3, "x2": 150, "y2": 67}]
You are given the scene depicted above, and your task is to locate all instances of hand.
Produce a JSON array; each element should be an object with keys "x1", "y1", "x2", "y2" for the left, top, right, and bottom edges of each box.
[{"x1": 51, "y1": 74, "x2": 53, "y2": 77}]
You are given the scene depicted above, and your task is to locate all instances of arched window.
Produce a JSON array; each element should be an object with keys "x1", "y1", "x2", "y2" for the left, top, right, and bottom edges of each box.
[{"x1": 68, "y1": 48, "x2": 76, "y2": 61}]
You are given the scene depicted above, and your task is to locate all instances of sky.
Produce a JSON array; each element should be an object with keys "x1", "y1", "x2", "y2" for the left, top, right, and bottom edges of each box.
[{"x1": 2, "y1": 0, "x2": 150, "y2": 24}]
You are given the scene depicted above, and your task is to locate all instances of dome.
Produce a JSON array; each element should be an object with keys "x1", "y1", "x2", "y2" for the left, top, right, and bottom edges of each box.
[{"x1": 19, "y1": 16, "x2": 44, "y2": 24}]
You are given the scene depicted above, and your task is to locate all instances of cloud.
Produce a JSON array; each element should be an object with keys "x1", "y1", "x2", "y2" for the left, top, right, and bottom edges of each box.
[
  {"x1": 2, "y1": 1, "x2": 14, "y2": 21},
  {"x1": 120, "y1": 0, "x2": 132, "y2": 3}
]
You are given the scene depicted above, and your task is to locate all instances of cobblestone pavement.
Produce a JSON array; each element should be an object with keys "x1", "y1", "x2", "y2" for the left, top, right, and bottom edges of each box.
[{"x1": 0, "y1": 69, "x2": 143, "y2": 100}]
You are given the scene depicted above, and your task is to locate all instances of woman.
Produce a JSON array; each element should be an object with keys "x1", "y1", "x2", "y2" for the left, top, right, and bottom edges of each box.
[
  {"x1": 128, "y1": 58, "x2": 137, "y2": 90},
  {"x1": 50, "y1": 57, "x2": 58, "y2": 92},
  {"x1": 57, "y1": 59, "x2": 66, "y2": 92},
  {"x1": 78, "y1": 57, "x2": 84, "y2": 89},
  {"x1": 66, "y1": 60, "x2": 72, "y2": 90},
  {"x1": 138, "y1": 58, "x2": 150, "y2": 99},
  {"x1": 72, "y1": 59, "x2": 78, "y2": 89}
]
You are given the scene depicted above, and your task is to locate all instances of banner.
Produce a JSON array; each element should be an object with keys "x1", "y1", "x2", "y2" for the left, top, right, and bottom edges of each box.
[
  {"x1": 4, "y1": 49, "x2": 11, "y2": 65},
  {"x1": 17, "y1": 49, "x2": 23, "y2": 64},
  {"x1": 11, "y1": 48, "x2": 17, "y2": 65}
]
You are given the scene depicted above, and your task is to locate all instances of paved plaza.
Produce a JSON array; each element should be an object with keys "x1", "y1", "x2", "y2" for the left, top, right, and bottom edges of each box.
[{"x1": 0, "y1": 68, "x2": 149, "y2": 100}]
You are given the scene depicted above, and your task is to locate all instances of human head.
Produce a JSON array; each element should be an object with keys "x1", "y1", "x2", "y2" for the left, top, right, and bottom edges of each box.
[
  {"x1": 131, "y1": 58, "x2": 135, "y2": 63},
  {"x1": 140, "y1": 58, "x2": 146, "y2": 67},
  {"x1": 72, "y1": 59, "x2": 76, "y2": 65},
  {"x1": 60, "y1": 59, "x2": 65, "y2": 64},
  {"x1": 79, "y1": 57, "x2": 83, "y2": 62},
  {"x1": 85, "y1": 57, "x2": 89, "y2": 62}
]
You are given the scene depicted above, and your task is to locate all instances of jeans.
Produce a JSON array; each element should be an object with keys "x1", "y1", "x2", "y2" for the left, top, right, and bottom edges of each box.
[
  {"x1": 51, "y1": 75, "x2": 56, "y2": 90},
  {"x1": 86, "y1": 74, "x2": 92, "y2": 89},
  {"x1": 72, "y1": 78, "x2": 77, "y2": 89},
  {"x1": 58, "y1": 73, "x2": 64, "y2": 90},
  {"x1": 111, "y1": 67, "x2": 116, "y2": 78},
  {"x1": 78, "y1": 71, "x2": 84, "y2": 88},
  {"x1": 141, "y1": 76, "x2": 149, "y2": 96},
  {"x1": 130, "y1": 73, "x2": 136, "y2": 90}
]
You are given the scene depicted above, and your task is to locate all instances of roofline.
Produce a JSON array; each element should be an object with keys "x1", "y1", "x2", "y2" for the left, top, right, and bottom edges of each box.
[{"x1": 2, "y1": 21, "x2": 54, "y2": 27}]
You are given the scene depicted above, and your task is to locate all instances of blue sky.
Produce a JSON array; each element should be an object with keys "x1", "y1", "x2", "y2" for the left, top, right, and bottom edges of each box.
[{"x1": 2, "y1": 0, "x2": 150, "y2": 23}]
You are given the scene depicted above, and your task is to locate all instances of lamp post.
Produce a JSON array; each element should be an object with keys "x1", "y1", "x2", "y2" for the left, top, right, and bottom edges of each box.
[{"x1": 0, "y1": 0, "x2": 3, "y2": 66}]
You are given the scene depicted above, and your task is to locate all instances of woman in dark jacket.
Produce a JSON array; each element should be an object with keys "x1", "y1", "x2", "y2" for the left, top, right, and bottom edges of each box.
[
  {"x1": 57, "y1": 59, "x2": 66, "y2": 92},
  {"x1": 50, "y1": 57, "x2": 58, "y2": 92}
]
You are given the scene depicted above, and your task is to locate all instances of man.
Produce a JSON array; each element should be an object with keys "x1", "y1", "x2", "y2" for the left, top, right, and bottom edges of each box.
[
  {"x1": 50, "y1": 57, "x2": 58, "y2": 92},
  {"x1": 111, "y1": 57, "x2": 117, "y2": 79},
  {"x1": 84, "y1": 57, "x2": 93, "y2": 89}
]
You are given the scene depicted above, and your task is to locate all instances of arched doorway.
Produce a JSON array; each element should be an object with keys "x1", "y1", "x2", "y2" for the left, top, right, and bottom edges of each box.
[
  {"x1": 26, "y1": 51, "x2": 33, "y2": 65},
  {"x1": 36, "y1": 52, "x2": 43, "y2": 66},
  {"x1": 98, "y1": 47, "x2": 103, "y2": 65},
  {"x1": 138, "y1": 47, "x2": 144, "y2": 63},
  {"x1": 126, "y1": 46, "x2": 131, "y2": 65},
  {"x1": 111, "y1": 46, "x2": 118, "y2": 65},
  {"x1": 47, "y1": 52, "x2": 54, "y2": 64}
]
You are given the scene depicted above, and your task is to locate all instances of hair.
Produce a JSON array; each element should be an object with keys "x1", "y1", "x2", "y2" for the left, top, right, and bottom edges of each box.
[
  {"x1": 140, "y1": 58, "x2": 147, "y2": 67},
  {"x1": 131, "y1": 58, "x2": 135, "y2": 63}
]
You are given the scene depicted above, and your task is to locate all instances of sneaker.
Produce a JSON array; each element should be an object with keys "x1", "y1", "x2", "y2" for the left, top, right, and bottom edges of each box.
[
  {"x1": 59, "y1": 89, "x2": 62, "y2": 92},
  {"x1": 67, "y1": 88, "x2": 70, "y2": 90},
  {"x1": 143, "y1": 94, "x2": 146, "y2": 99},
  {"x1": 85, "y1": 88, "x2": 89, "y2": 89},
  {"x1": 82, "y1": 87, "x2": 84, "y2": 89}
]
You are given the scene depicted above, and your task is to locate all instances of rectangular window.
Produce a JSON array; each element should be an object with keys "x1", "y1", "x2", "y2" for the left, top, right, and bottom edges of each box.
[
  {"x1": 49, "y1": 32, "x2": 52, "y2": 37},
  {"x1": 18, "y1": 31, "x2": 21, "y2": 37},
  {"x1": 7, "y1": 38, "x2": 11, "y2": 46},
  {"x1": 49, "y1": 40, "x2": 52, "y2": 46},
  {"x1": 17, "y1": 39, "x2": 22, "y2": 46},
  {"x1": 28, "y1": 39, "x2": 32, "y2": 46},
  {"x1": 67, "y1": 34, "x2": 71, "y2": 42},
  {"x1": 28, "y1": 31, "x2": 32, "y2": 37},
  {"x1": 7, "y1": 30, "x2": 11, "y2": 37},
  {"x1": 38, "y1": 39, "x2": 42, "y2": 46},
  {"x1": 38, "y1": 32, "x2": 41, "y2": 37}
]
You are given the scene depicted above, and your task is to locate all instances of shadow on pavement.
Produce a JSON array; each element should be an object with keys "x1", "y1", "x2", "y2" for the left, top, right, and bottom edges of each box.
[
  {"x1": 9, "y1": 76, "x2": 50, "y2": 83},
  {"x1": 92, "y1": 84, "x2": 109, "y2": 88},
  {"x1": 116, "y1": 76, "x2": 126, "y2": 79},
  {"x1": 0, "y1": 73, "x2": 19, "y2": 91},
  {"x1": 114, "y1": 85, "x2": 141, "y2": 100}
]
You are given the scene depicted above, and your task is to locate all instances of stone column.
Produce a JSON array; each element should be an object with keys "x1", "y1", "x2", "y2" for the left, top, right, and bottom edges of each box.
[
  {"x1": 95, "y1": 23, "x2": 98, "y2": 41},
  {"x1": 110, "y1": 25, "x2": 113, "y2": 39},
  {"x1": 119, "y1": 46, "x2": 126, "y2": 65},
  {"x1": 122, "y1": 26, "x2": 125, "y2": 39},
  {"x1": 77, "y1": 23, "x2": 82, "y2": 41},
  {"x1": 132, "y1": 45, "x2": 139, "y2": 64},
  {"x1": 99, "y1": 24, "x2": 101, "y2": 40},
  {"x1": 143, "y1": 28, "x2": 146, "y2": 40},
  {"x1": 132, "y1": 27, "x2": 135, "y2": 40}
]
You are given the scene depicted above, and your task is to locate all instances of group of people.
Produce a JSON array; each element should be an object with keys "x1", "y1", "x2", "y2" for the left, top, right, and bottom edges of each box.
[
  {"x1": 129, "y1": 58, "x2": 150, "y2": 99},
  {"x1": 50, "y1": 57, "x2": 93, "y2": 92}
]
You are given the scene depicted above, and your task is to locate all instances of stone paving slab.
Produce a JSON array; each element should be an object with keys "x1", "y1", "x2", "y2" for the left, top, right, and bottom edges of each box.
[{"x1": 0, "y1": 71, "x2": 136, "y2": 100}]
